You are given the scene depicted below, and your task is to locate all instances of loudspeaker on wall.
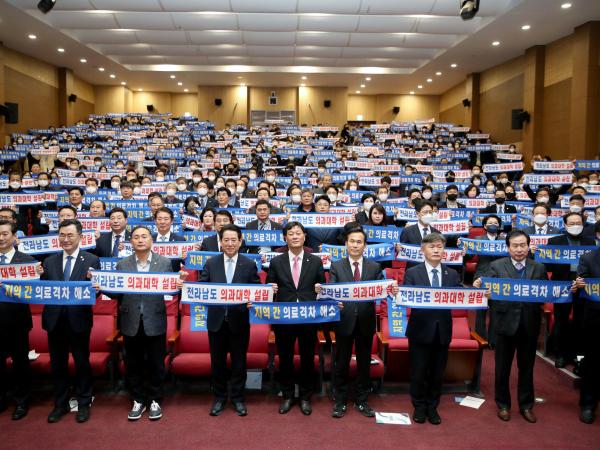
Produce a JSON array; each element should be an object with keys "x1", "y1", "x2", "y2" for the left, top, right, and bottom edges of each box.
[
  {"x1": 324, "y1": 100, "x2": 331, "y2": 108},
  {"x1": 214, "y1": 98, "x2": 222, "y2": 106}
]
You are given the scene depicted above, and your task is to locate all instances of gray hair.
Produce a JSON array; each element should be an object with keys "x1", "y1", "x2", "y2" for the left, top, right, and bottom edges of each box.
[{"x1": 421, "y1": 232, "x2": 446, "y2": 246}]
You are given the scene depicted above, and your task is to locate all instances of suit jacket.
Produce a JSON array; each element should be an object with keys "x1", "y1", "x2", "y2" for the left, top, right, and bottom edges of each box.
[
  {"x1": 94, "y1": 230, "x2": 132, "y2": 258},
  {"x1": 481, "y1": 204, "x2": 517, "y2": 214},
  {"x1": 200, "y1": 234, "x2": 249, "y2": 254},
  {"x1": 245, "y1": 219, "x2": 284, "y2": 254},
  {"x1": 114, "y1": 252, "x2": 174, "y2": 337},
  {"x1": 545, "y1": 234, "x2": 596, "y2": 281},
  {"x1": 399, "y1": 223, "x2": 442, "y2": 245},
  {"x1": 354, "y1": 211, "x2": 369, "y2": 225},
  {"x1": 521, "y1": 225, "x2": 561, "y2": 236},
  {"x1": 41, "y1": 250, "x2": 100, "y2": 333},
  {"x1": 197, "y1": 196, "x2": 218, "y2": 210},
  {"x1": 403, "y1": 263, "x2": 461, "y2": 345},
  {"x1": 0, "y1": 251, "x2": 37, "y2": 331},
  {"x1": 487, "y1": 257, "x2": 547, "y2": 337},
  {"x1": 577, "y1": 248, "x2": 600, "y2": 310},
  {"x1": 266, "y1": 252, "x2": 326, "y2": 305},
  {"x1": 198, "y1": 253, "x2": 260, "y2": 333},
  {"x1": 329, "y1": 258, "x2": 383, "y2": 336},
  {"x1": 306, "y1": 228, "x2": 340, "y2": 253}
]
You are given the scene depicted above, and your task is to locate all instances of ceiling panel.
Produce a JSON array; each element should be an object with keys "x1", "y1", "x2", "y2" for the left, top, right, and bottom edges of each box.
[
  {"x1": 205, "y1": 56, "x2": 251, "y2": 65},
  {"x1": 32, "y1": 10, "x2": 119, "y2": 28},
  {"x1": 242, "y1": 31, "x2": 296, "y2": 45},
  {"x1": 237, "y1": 14, "x2": 298, "y2": 31},
  {"x1": 416, "y1": 16, "x2": 484, "y2": 34},
  {"x1": 295, "y1": 32, "x2": 350, "y2": 47},
  {"x1": 67, "y1": 29, "x2": 139, "y2": 44},
  {"x1": 109, "y1": 55, "x2": 169, "y2": 64},
  {"x1": 114, "y1": 12, "x2": 175, "y2": 29},
  {"x1": 11, "y1": 0, "x2": 94, "y2": 9},
  {"x1": 298, "y1": 15, "x2": 359, "y2": 32},
  {"x1": 358, "y1": 0, "x2": 437, "y2": 15},
  {"x1": 403, "y1": 34, "x2": 458, "y2": 48},
  {"x1": 294, "y1": 46, "x2": 344, "y2": 58},
  {"x1": 246, "y1": 46, "x2": 295, "y2": 57},
  {"x1": 149, "y1": 44, "x2": 199, "y2": 56},
  {"x1": 230, "y1": 0, "x2": 298, "y2": 13},
  {"x1": 158, "y1": 0, "x2": 232, "y2": 12},
  {"x1": 249, "y1": 57, "x2": 295, "y2": 65},
  {"x1": 297, "y1": 0, "x2": 362, "y2": 14},
  {"x1": 188, "y1": 30, "x2": 244, "y2": 45},
  {"x1": 356, "y1": 16, "x2": 417, "y2": 33},
  {"x1": 94, "y1": 43, "x2": 156, "y2": 55},
  {"x1": 196, "y1": 44, "x2": 248, "y2": 56},
  {"x1": 171, "y1": 12, "x2": 239, "y2": 30},
  {"x1": 348, "y1": 33, "x2": 405, "y2": 47},
  {"x1": 89, "y1": 0, "x2": 163, "y2": 11},
  {"x1": 135, "y1": 30, "x2": 188, "y2": 44},
  {"x1": 342, "y1": 47, "x2": 436, "y2": 59}
]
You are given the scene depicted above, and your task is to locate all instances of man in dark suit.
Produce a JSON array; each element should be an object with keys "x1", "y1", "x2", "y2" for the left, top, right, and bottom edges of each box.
[
  {"x1": 438, "y1": 185, "x2": 466, "y2": 209},
  {"x1": 480, "y1": 188, "x2": 517, "y2": 214},
  {"x1": 520, "y1": 203, "x2": 561, "y2": 236},
  {"x1": 41, "y1": 219, "x2": 100, "y2": 424},
  {"x1": 93, "y1": 207, "x2": 131, "y2": 258},
  {"x1": 474, "y1": 230, "x2": 548, "y2": 423},
  {"x1": 306, "y1": 195, "x2": 340, "y2": 251},
  {"x1": 200, "y1": 210, "x2": 248, "y2": 254},
  {"x1": 573, "y1": 220, "x2": 600, "y2": 424},
  {"x1": 404, "y1": 233, "x2": 461, "y2": 425},
  {"x1": 545, "y1": 212, "x2": 595, "y2": 368},
  {"x1": 67, "y1": 187, "x2": 90, "y2": 212},
  {"x1": 326, "y1": 225, "x2": 398, "y2": 418},
  {"x1": 266, "y1": 221, "x2": 326, "y2": 415},
  {"x1": 151, "y1": 206, "x2": 186, "y2": 271},
  {"x1": 0, "y1": 220, "x2": 40, "y2": 420},
  {"x1": 245, "y1": 199, "x2": 283, "y2": 254},
  {"x1": 216, "y1": 187, "x2": 240, "y2": 209},
  {"x1": 103, "y1": 226, "x2": 181, "y2": 421},
  {"x1": 199, "y1": 224, "x2": 262, "y2": 417},
  {"x1": 399, "y1": 200, "x2": 441, "y2": 269}
]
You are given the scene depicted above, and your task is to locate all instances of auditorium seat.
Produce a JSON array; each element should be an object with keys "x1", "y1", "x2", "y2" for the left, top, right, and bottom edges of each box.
[
  {"x1": 378, "y1": 309, "x2": 487, "y2": 392},
  {"x1": 464, "y1": 226, "x2": 486, "y2": 277}
]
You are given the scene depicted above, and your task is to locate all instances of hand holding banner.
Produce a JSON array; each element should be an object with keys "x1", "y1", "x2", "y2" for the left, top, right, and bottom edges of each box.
[
  {"x1": 91, "y1": 271, "x2": 182, "y2": 295},
  {"x1": 318, "y1": 280, "x2": 396, "y2": 302},
  {"x1": 481, "y1": 277, "x2": 572, "y2": 303},
  {"x1": 0, "y1": 280, "x2": 95, "y2": 305},
  {"x1": 394, "y1": 286, "x2": 487, "y2": 309},
  {"x1": 182, "y1": 282, "x2": 273, "y2": 305}
]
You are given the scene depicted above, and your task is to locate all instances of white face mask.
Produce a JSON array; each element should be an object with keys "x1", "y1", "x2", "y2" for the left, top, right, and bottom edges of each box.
[
  {"x1": 537, "y1": 196, "x2": 550, "y2": 204},
  {"x1": 347, "y1": 185, "x2": 357, "y2": 191},
  {"x1": 499, "y1": 178, "x2": 509, "y2": 184},
  {"x1": 177, "y1": 183, "x2": 187, "y2": 191},
  {"x1": 533, "y1": 214, "x2": 548, "y2": 225},
  {"x1": 198, "y1": 187, "x2": 208, "y2": 197},
  {"x1": 227, "y1": 187, "x2": 235, "y2": 196},
  {"x1": 208, "y1": 176, "x2": 216, "y2": 182},
  {"x1": 473, "y1": 180, "x2": 481, "y2": 186},
  {"x1": 236, "y1": 186, "x2": 245, "y2": 194},
  {"x1": 420, "y1": 213, "x2": 435, "y2": 225},
  {"x1": 291, "y1": 194, "x2": 301, "y2": 203},
  {"x1": 133, "y1": 187, "x2": 142, "y2": 195},
  {"x1": 249, "y1": 173, "x2": 257, "y2": 180},
  {"x1": 363, "y1": 201, "x2": 374, "y2": 212},
  {"x1": 192, "y1": 177, "x2": 201, "y2": 184},
  {"x1": 378, "y1": 193, "x2": 388, "y2": 202},
  {"x1": 38, "y1": 179, "x2": 49, "y2": 187},
  {"x1": 422, "y1": 191, "x2": 432, "y2": 200},
  {"x1": 570, "y1": 205, "x2": 583, "y2": 213},
  {"x1": 166, "y1": 189, "x2": 177, "y2": 196},
  {"x1": 266, "y1": 176, "x2": 275, "y2": 183},
  {"x1": 486, "y1": 186, "x2": 495, "y2": 193},
  {"x1": 590, "y1": 179, "x2": 599, "y2": 185},
  {"x1": 215, "y1": 182, "x2": 224, "y2": 189},
  {"x1": 328, "y1": 194, "x2": 337, "y2": 203},
  {"x1": 112, "y1": 182, "x2": 121, "y2": 190},
  {"x1": 88, "y1": 186, "x2": 99, "y2": 194},
  {"x1": 9, "y1": 182, "x2": 21, "y2": 190},
  {"x1": 566, "y1": 225, "x2": 583, "y2": 236}
]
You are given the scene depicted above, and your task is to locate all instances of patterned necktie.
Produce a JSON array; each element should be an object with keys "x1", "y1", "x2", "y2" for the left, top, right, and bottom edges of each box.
[
  {"x1": 422, "y1": 227, "x2": 429, "y2": 239},
  {"x1": 226, "y1": 258, "x2": 235, "y2": 284},
  {"x1": 353, "y1": 261, "x2": 361, "y2": 282},
  {"x1": 498, "y1": 206, "x2": 503, "y2": 214},
  {"x1": 259, "y1": 221, "x2": 265, "y2": 230},
  {"x1": 431, "y1": 268, "x2": 440, "y2": 287},
  {"x1": 515, "y1": 262, "x2": 525, "y2": 272},
  {"x1": 292, "y1": 256, "x2": 300, "y2": 288},
  {"x1": 113, "y1": 234, "x2": 121, "y2": 257},
  {"x1": 538, "y1": 227, "x2": 543, "y2": 235},
  {"x1": 63, "y1": 255, "x2": 73, "y2": 281},
  {"x1": 0, "y1": 254, "x2": 6, "y2": 265}
]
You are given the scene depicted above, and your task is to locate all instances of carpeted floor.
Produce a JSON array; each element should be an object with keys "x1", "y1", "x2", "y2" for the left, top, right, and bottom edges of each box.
[{"x1": 3, "y1": 350, "x2": 599, "y2": 449}]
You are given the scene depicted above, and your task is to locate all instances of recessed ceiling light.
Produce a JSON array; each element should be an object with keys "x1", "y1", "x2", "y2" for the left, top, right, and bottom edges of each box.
[
  {"x1": 184, "y1": 88, "x2": 189, "y2": 92},
  {"x1": 561, "y1": 3, "x2": 572, "y2": 9},
  {"x1": 360, "y1": 84, "x2": 366, "y2": 88},
  {"x1": 177, "y1": 82, "x2": 183, "y2": 86},
  {"x1": 355, "y1": 90, "x2": 361, "y2": 94},
  {"x1": 436, "y1": 71, "x2": 442, "y2": 76},
  {"x1": 80, "y1": 58, "x2": 87, "y2": 63},
  {"x1": 237, "y1": 76, "x2": 244, "y2": 79},
  {"x1": 98, "y1": 67, "x2": 105, "y2": 72},
  {"x1": 120, "y1": 81, "x2": 126, "y2": 85},
  {"x1": 28, "y1": 34, "x2": 37, "y2": 40},
  {"x1": 417, "y1": 85, "x2": 423, "y2": 89},
  {"x1": 57, "y1": 48, "x2": 65, "y2": 53},
  {"x1": 138, "y1": 88, "x2": 143, "y2": 92},
  {"x1": 365, "y1": 77, "x2": 371, "y2": 81},
  {"x1": 492, "y1": 41, "x2": 500, "y2": 46},
  {"x1": 450, "y1": 63, "x2": 458, "y2": 68},
  {"x1": 300, "y1": 83, "x2": 306, "y2": 87},
  {"x1": 521, "y1": 24, "x2": 531, "y2": 30},
  {"x1": 427, "y1": 78, "x2": 433, "y2": 83},
  {"x1": 170, "y1": 75, "x2": 176, "y2": 79},
  {"x1": 109, "y1": 74, "x2": 116, "y2": 78},
  {"x1": 301, "y1": 76, "x2": 307, "y2": 80},
  {"x1": 410, "y1": 91, "x2": 415, "y2": 95}
]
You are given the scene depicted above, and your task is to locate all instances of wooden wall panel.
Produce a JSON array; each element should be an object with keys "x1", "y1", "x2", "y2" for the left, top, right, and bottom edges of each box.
[
  {"x1": 479, "y1": 74, "x2": 524, "y2": 144},
  {"x1": 542, "y1": 79, "x2": 571, "y2": 160},
  {"x1": 298, "y1": 87, "x2": 347, "y2": 127}
]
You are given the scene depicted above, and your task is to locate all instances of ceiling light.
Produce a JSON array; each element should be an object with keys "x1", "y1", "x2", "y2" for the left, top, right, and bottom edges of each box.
[
  {"x1": 355, "y1": 90, "x2": 361, "y2": 94},
  {"x1": 450, "y1": 63, "x2": 458, "y2": 68},
  {"x1": 436, "y1": 71, "x2": 442, "y2": 76},
  {"x1": 427, "y1": 78, "x2": 433, "y2": 83},
  {"x1": 109, "y1": 74, "x2": 116, "y2": 78},
  {"x1": 521, "y1": 24, "x2": 531, "y2": 30},
  {"x1": 37, "y1": 0, "x2": 56, "y2": 14},
  {"x1": 138, "y1": 88, "x2": 143, "y2": 91},
  {"x1": 417, "y1": 85, "x2": 423, "y2": 89},
  {"x1": 492, "y1": 41, "x2": 500, "y2": 46},
  {"x1": 80, "y1": 58, "x2": 87, "y2": 63},
  {"x1": 120, "y1": 81, "x2": 126, "y2": 85},
  {"x1": 561, "y1": 3, "x2": 572, "y2": 9},
  {"x1": 365, "y1": 77, "x2": 371, "y2": 81},
  {"x1": 184, "y1": 89, "x2": 189, "y2": 92},
  {"x1": 170, "y1": 75, "x2": 176, "y2": 79},
  {"x1": 301, "y1": 76, "x2": 307, "y2": 80},
  {"x1": 177, "y1": 82, "x2": 183, "y2": 86},
  {"x1": 410, "y1": 91, "x2": 415, "y2": 95},
  {"x1": 360, "y1": 84, "x2": 366, "y2": 88},
  {"x1": 237, "y1": 76, "x2": 244, "y2": 79},
  {"x1": 98, "y1": 67, "x2": 105, "y2": 72},
  {"x1": 28, "y1": 34, "x2": 37, "y2": 40},
  {"x1": 57, "y1": 48, "x2": 65, "y2": 53}
]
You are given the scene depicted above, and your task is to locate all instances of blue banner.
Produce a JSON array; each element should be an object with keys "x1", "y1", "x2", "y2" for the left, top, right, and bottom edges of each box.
[
  {"x1": 0, "y1": 280, "x2": 96, "y2": 305},
  {"x1": 322, "y1": 243, "x2": 395, "y2": 262},
  {"x1": 534, "y1": 245, "x2": 596, "y2": 264},
  {"x1": 99, "y1": 257, "x2": 121, "y2": 271},
  {"x1": 182, "y1": 231, "x2": 217, "y2": 243},
  {"x1": 387, "y1": 302, "x2": 408, "y2": 338},
  {"x1": 363, "y1": 226, "x2": 403, "y2": 243},
  {"x1": 461, "y1": 238, "x2": 509, "y2": 256},
  {"x1": 581, "y1": 278, "x2": 600, "y2": 302},
  {"x1": 241, "y1": 229, "x2": 286, "y2": 247},
  {"x1": 249, "y1": 301, "x2": 340, "y2": 324},
  {"x1": 190, "y1": 305, "x2": 208, "y2": 331},
  {"x1": 184, "y1": 251, "x2": 263, "y2": 272},
  {"x1": 481, "y1": 277, "x2": 572, "y2": 303}
]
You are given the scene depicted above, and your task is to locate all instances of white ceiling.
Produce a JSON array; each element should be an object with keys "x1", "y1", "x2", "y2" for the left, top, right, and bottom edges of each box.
[{"x1": 0, "y1": 0, "x2": 599, "y2": 94}]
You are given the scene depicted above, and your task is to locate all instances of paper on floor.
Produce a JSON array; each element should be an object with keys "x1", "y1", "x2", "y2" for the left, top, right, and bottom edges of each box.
[
  {"x1": 459, "y1": 396, "x2": 485, "y2": 409},
  {"x1": 375, "y1": 412, "x2": 411, "y2": 425}
]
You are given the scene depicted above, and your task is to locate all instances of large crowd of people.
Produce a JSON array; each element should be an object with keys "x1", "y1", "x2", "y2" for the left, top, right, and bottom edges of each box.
[{"x1": 0, "y1": 114, "x2": 598, "y2": 427}]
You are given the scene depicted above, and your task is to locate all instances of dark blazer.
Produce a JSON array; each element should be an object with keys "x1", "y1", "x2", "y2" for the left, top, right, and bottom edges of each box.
[
  {"x1": 114, "y1": 252, "x2": 174, "y2": 337},
  {"x1": 577, "y1": 248, "x2": 600, "y2": 310},
  {"x1": 487, "y1": 257, "x2": 548, "y2": 336},
  {"x1": 0, "y1": 251, "x2": 37, "y2": 331},
  {"x1": 200, "y1": 234, "x2": 249, "y2": 254},
  {"x1": 354, "y1": 211, "x2": 368, "y2": 225},
  {"x1": 329, "y1": 258, "x2": 383, "y2": 336},
  {"x1": 545, "y1": 234, "x2": 596, "y2": 281},
  {"x1": 198, "y1": 253, "x2": 260, "y2": 333},
  {"x1": 245, "y1": 219, "x2": 284, "y2": 254},
  {"x1": 306, "y1": 228, "x2": 340, "y2": 253},
  {"x1": 403, "y1": 263, "x2": 461, "y2": 345},
  {"x1": 481, "y1": 204, "x2": 517, "y2": 214},
  {"x1": 266, "y1": 252, "x2": 326, "y2": 304},
  {"x1": 399, "y1": 223, "x2": 441, "y2": 246},
  {"x1": 152, "y1": 232, "x2": 186, "y2": 271},
  {"x1": 41, "y1": 250, "x2": 100, "y2": 333},
  {"x1": 94, "y1": 230, "x2": 132, "y2": 258},
  {"x1": 438, "y1": 202, "x2": 466, "y2": 209},
  {"x1": 197, "y1": 196, "x2": 218, "y2": 210},
  {"x1": 521, "y1": 224, "x2": 561, "y2": 236}
]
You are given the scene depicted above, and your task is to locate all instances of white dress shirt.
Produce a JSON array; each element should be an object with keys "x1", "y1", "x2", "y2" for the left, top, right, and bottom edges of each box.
[
  {"x1": 348, "y1": 256, "x2": 364, "y2": 279},
  {"x1": 156, "y1": 232, "x2": 171, "y2": 242},
  {"x1": 224, "y1": 253, "x2": 239, "y2": 281},
  {"x1": 136, "y1": 252, "x2": 153, "y2": 272},
  {"x1": 112, "y1": 232, "x2": 127, "y2": 257},
  {"x1": 424, "y1": 260, "x2": 442, "y2": 286},
  {"x1": 288, "y1": 250, "x2": 304, "y2": 277},
  {"x1": 0, "y1": 247, "x2": 16, "y2": 264},
  {"x1": 62, "y1": 247, "x2": 80, "y2": 279}
]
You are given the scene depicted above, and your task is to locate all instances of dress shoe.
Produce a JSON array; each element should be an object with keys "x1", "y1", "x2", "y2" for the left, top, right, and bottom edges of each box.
[
  {"x1": 427, "y1": 408, "x2": 442, "y2": 425},
  {"x1": 580, "y1": 409, "x2": 595, "y2": 424},
  {"x1": 76, "y1": 405, "x2": 90, "y2": 423},
  {"x1": 278, "y1": 398, "x2": 294, "y2": 415},
  {"x1": 355, "y1": 402, "x2": 375, "y2": 418},
  {"x1": 12, "y1": 404, "x2": 29, "y2": 421},
  {"x1": 520, "y1": 409, "x2": 537, "y2": 423},
  {"x1": 233, "y1": 401, "x2": 247, "y2": 417},
  {"x1": 47, "y1": 407, "x2": 70, "y2": 423},
  {"x1": 300, "y1": 400, "x2": 312, "y2": 416},
  {"x1": 554, "y1": 356, "x2": 566, "y2": 369},
  {"x1": 209, "y1": 400, "x2": 226, "y2": 417},
  {"x1": 497, "y1": 408, "x2": 511, "y2": 421},
  {"x1": 412, "y1": 408, "x2": 427, "y2": 424},
  {"x1": 331, "y1": 402, "x2": 347, "y2": 418}
]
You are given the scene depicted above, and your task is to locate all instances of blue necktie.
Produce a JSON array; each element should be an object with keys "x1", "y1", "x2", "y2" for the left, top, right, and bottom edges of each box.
[
  {"x1": 226, "y1": 258, "x2": 235, "y2": 284},
  {"x1": 0, "y1": 255, "x2": 6, "y2": 265},
  {"x1": 112, "y1": 235, "x2": 121, "y2": 257},
  {"x1": 431, "y1": 268, "x2": 440, "y2": 287},
  {"x1": 63, "y1": 255, "x2": 73, "y2": 281}
]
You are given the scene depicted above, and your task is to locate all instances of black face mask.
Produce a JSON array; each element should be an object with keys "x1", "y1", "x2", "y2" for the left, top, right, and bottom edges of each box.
[
  {"x1": 446, "y1": 193, "x2": 458, "y2": 202},
  {"x1": 495, "y1": 197, "x2": 506, "y2": 205},
  {"x1": 446, "y1": 177, "x2": 455, "y2": 183},
  {"x1": 506, "y1": 193, "x2": 516, "y2": 201}
]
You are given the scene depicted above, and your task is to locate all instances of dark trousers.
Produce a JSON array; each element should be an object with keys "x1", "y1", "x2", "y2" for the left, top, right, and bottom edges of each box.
[
  {"x1": 333, "y1": 326, "x2": 373, "y2": 404},
  {"x1": 208, "y1": 320, "x2": 250, "y2": 402},
  {"x1": 475, "y1": 300, "x2": 496, "y2": 346},
  {"x1": 275, "y1": 324, "x2": 317, "y2": 400},
  {"x1": 495, "y1": 318, "x2": 538, "y2": 411},
  {"x1": 0, "y1": 327, "x2": 31, "y2": 406},
  {"x1": 123, "y1": 320, "x2": 165, "y2": 404},
  {"x1": 553, "y1": 292, "x2": 585, "y2": 359},
  {"x1": 47, "y1": 314, "x2": 92, "y2": 409},
  {"x1": 580, "y1": 305, "x2": 600, "y2": 411},
  {"x1": 408, "y1": 331, "x2": 449, "y2": 410}
]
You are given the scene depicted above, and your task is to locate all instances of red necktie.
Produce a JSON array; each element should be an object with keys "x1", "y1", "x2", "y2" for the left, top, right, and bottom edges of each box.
[{"x1": 353, "y1": 261, "x2": 361, "y2": 281}]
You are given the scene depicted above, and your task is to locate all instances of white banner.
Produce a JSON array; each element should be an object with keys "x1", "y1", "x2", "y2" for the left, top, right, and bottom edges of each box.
[
  {"x1": 394, "y1": 286, "x2": 487, "y2": 309},
  {"x1": 181, "y1": 282, "x2": 273, "y2": 305},
  {"x1": 91, "y1": 270, "x2": 181, "y2": 294},
  {"x1": 0, "y1": 263, "x2": 41, "y2": 280}
]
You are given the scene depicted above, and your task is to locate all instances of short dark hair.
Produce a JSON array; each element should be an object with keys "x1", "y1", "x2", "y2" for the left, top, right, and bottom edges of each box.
[
  {"x1": 131, "y1": 225, "x2": 152, "y2": 238},
  {"x1": 482, "y1": 214, "x2": 502, "y2": 227},
  {"x1": 148, "y1": 192, "x2": 163, "y2": 201},
  {"x1": 570, "y1": 194, "x2": 586, "y2": 203},
  {"x1": 215, "y1": 210, "x2": 233, "y2": 223},
  {"x1": 446, "y1": 184, "x2": 459, "y2": 192},
  {"x1": 109, "y1": 207, "x2": 128, "y2": 219},
  {"x1": 506, "y1": 229, "x2": 530, "y2": 246},
  {"x1": 219, "y1": 223, "x2": 242, "y2": 240},
  {"x1": 155, "y1": 206, "x2": 174, "y2": 220},
  {"x1": 532, "y1": 203, "x2": 551, "y2": 215},
  {"x1": 0, "y1": 219, "x2": 17, "y2": 234},
  {"x1": 216, "y1": 187, "x2": 231, "y2": 197},
  {"x1": 315, "y1": 194, "x2": 331, "y2": 205},
  {"x1": 200, "y1": 206, "x2": 216, "y2": 221},
  {"x1": 345, "y1": 225, "x2": 366, "y2": 242},
  {"x1": 120, "y1": 181, "x2": 134, "y2": 190},
  {"x1": 283, "y1": 221, "x2": 306, "y2": 236},
  {"x1": 563, "y1": 212, "x2": 584, "y2": 224},
  {"x1": 0, "y1": 207, "x2": 17, "y2": 221},
  {"x1": 254, "y1": 199, "x2": 271, "y2": 210},
  {"x1": 360, "y1": 193, "x2": 376, "y2": 203},
  {"x1": 58, "y1": 219, "x2": 82, "y2": 234},
  {"x1": 415, "y1": 200, "x2": 435, "y2": 212},
  {"x1": 58, "y1": 205, "x2": 77, "y2": 216},
  {"x1": 67, "y1": 186, "x2": 84, "y2": 195}
]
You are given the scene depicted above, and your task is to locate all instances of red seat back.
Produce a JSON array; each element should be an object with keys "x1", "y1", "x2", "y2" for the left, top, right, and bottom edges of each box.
[
  {"x1": 179, "y1": 315, "x2": 211, "y2": 353},
  {"x1": 248, "y1": 324, "x2": 270, "y2": 354}
]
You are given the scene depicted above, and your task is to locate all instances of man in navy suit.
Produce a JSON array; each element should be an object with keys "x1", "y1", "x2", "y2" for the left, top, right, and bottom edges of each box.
[
  {"x1": 0, "y1": 220, "x2": 41, "y2": 420},
  {"x1": 93, "y1": 207, "x2": 131, "y2": 258},
  {"x1": 151, "y1": 207, "x2": 186, "y2": 271},
  {"x1": 199, "y1": 224, "x2": 262, "y2": 417},
  {"x1": 41, "y1": 219, "x2": 100, "y2": 424},
  {"x1": 399, "y1": 200, "x2": 441, "y2": 269},
  {"x1": 404, "y1": 232, "x2": 461, "y2": 425},
  {"x1": 200, "y1": 210, "x2": 248, "y2": 254},
  {"x1": 245, "y1": 200, "x2": 283, "y2": 254}
]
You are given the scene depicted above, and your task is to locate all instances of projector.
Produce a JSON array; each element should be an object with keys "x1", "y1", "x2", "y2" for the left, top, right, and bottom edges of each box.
[{"x1": 460, "y1": 0, "x2": 480, "y2": 20}]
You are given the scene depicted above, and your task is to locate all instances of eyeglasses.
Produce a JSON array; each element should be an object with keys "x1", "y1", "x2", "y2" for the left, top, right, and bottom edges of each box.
[{"x1": 58, "y1": 233, "x2": 80, "y2": 240}]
